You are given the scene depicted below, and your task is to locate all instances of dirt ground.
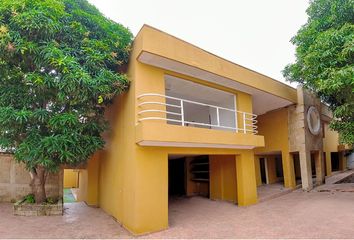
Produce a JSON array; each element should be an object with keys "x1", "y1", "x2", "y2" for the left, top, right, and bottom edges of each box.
[{"x1": 0, "y1": 190, "x2": 353, "y2": 239}]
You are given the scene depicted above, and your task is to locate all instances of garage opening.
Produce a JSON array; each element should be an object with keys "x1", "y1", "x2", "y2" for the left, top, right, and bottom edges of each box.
[{"x1": 168, "y1": 155, "x2": 210, "y2": 198}]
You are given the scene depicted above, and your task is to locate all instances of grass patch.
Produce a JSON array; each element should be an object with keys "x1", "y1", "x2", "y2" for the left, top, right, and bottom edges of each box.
[{"x1": 63, "y1": 188, "x2": 76, "y2": 203}]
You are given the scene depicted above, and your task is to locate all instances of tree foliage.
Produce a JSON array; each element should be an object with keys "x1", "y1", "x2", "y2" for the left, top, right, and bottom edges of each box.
[
  {"x1": 0, "y1": 0, "x2": 132, "y2": 202},
  {"x1": 283, "y1": 0, "x2": 354, "y2": 144}
]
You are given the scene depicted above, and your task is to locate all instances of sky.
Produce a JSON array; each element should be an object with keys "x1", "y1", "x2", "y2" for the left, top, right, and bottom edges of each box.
[{"x1": 88, "y1": 0, "x2": 310, "y2": 86}]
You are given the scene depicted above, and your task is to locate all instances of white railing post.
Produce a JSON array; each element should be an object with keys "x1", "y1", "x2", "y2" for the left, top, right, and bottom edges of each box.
[
  {"x1": 235, "y1": 112, "x2": 238, "y2": 133},
  {"x1": 137, "y1": 93, "x2": 257, "y2": 134},
  {"x1": 243, "y1": 112, "x2": 246, "y2": 133},
  {"x1": 180, "y1": 99, "x2": 185, "y2": 126}
]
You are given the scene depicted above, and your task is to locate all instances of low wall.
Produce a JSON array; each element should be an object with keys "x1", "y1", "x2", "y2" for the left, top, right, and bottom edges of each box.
[{"x1": 0, "y1": 153, "x2": 62, "y2": 202}]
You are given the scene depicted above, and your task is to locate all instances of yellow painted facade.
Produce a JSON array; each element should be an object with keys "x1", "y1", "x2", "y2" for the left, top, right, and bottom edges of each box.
[
  {"x1": 254, "y1": 108, "x2": 296, "y2": 188},
  {"x1": 63, "y1": 169, "x2": 79, "y2": 188},
  {"x1": 69, "y1": 25, "x2": 344, "y2": 235}
]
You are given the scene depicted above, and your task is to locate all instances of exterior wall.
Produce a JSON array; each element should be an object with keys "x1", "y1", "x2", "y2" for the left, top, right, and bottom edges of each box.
[
  {"x1": 254, "y1": 108, "x2": 296, "y2": 188},
  {"x1": 323, "y1": 122, "x2": 340, "y2": 175},
  {"x1": 96, "y1": 28, "x2": 260, "y2": 235},
  {"x1": 63, "y1": 169, "x2": 79, "y2": 188},
  {"x1": 210, "y1": 155, "x2": 237, "y2": 203},
  {"x1": 0, "y1": 153, "x2": 62, "y2": 202}
]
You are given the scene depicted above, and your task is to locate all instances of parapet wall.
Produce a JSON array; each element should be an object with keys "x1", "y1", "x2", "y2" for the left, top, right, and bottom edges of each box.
[{"x1": 0, "y1": 153, "x2": 62, "y2": 202}]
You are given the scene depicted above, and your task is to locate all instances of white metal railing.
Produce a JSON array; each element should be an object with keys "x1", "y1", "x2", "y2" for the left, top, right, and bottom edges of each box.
[{"x1": 137, "y1": 93, "x2": 258, "y2": 134}]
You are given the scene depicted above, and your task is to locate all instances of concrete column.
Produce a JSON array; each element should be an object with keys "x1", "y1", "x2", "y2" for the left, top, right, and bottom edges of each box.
[
  {"x1": 299, "y1": 150, "x2": 313, "y2": 190},
  {"x1": 236, "y1": 151, "x2": 257, "y2": 206},
  {"x1": 282, "y1": 152, "x2": 296, "y2": 189},
  {"x1": 325, "y1": 151, "x2": 332, "y2": 176},
  {"x1": 86, "y1": 153, "x2": 100, "y2": 206},
  {"x1": 339, "y1": 151, "x2": 347, "y2": 171},
  {"x1": 254, "y1": 156, "x2": 262, "y2": 186},
  {"x1": 130, "y1": 149, "x2": 168, "y2": 234},
  {"x1": 314, "y1": 151, "x2": 325, "y2": 185}
]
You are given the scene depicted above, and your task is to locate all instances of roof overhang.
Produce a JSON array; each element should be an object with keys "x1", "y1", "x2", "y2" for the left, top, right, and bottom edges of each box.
[{"x1": 135, "y1": 25, "x2": 298, "y2": 115}]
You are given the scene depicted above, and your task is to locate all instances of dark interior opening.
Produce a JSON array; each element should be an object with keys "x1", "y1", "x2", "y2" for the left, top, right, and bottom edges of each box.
[
  {"x1": 331, "y1": 152, "x2": 340, "y2": 171},
  {"x1": 168, "y1": 158, "x2": 186, "y2": 196},
  {"x1": 260, "y1": 158, "x2": 267, "y2": 184},
  {"x1": 293, "y1": 153, "x2": 302, "y2": 184},
  {"x1": 311, "y1": 153, "x2": 316, "y2": 177},
  {"x1": 275, "y1": 156, "x2": 284, "y2": 179}
]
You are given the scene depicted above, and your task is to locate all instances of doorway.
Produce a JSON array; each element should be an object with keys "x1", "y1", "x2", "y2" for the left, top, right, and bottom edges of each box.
[{"x1": 63, "y1": 169, "x2": 80, "y2": 203}]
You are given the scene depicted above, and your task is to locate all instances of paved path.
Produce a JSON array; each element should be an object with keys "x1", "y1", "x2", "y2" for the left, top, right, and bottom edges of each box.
[
  {"x1": 0, "y1": 191, "x2": 353, "y2": 238},
  {"x1": 146, "y1": 191, "x2": 354, "y2": 239},
  {"x1": 0, "y1": 202, "x2": 131, "y2": 239}
]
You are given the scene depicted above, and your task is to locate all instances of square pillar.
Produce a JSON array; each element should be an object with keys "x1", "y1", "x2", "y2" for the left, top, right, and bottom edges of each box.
[
  {"x1": 254, "y1": 156, "x2": 262, "y2": 186},
  {"x1": 299, "y1": 150, "x2": 313, "y2": 190},
  {"x1": 282, "y1": 152, "x2": 296, "y2": 189},
  {"x1": 314, "y1": 151, "x2": 325, "y2": 185},
  {"x1": 127, "y1": 149, "x2": 168, "y2": 235},
  {"x1": 325, "y1": 151, "x2": 332, "y2": 176},
  {"x1": 236, "y1": 151, "x2": 257, "y2": 206}
]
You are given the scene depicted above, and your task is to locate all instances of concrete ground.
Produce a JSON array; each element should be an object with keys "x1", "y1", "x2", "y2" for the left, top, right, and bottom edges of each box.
[
  {"x1": 0, "y1": 191, "x2": 353, "y2": 238},
  {"x1": 0, "y1": 202, "x2": 131, "y2": 239},
  {"x1": 257, "y1": 182, "x2": 293, "y2": 202}
]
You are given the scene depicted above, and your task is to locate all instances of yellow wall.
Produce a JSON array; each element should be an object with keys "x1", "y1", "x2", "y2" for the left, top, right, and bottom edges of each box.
[
  {"x1": 71, "y1": 154, "x2": 100, "y2": 206},
  {"x1": 323, "y1": 122, "x2": 340, "y2": 175},
  {"x1": 210, "y1": 155, "x2": 237, "y2": 203},
  {"x1": 96, "y1": 25, "x2": 266, "y2": 235},
  {"x1": 255, "y1": 108, "x2": 296, "y2": 188},
  {"x1": 63, "y1": 169, "x2": 79, "y2": 188}
]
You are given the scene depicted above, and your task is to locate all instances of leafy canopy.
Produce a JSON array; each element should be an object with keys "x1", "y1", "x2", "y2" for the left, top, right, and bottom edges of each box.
[
  {"x1": 0, "y1": 0, "x2": 133, "y2": 171},
  {"x1": 283, "y1": 0, "x2": 354, "y2": 144}
]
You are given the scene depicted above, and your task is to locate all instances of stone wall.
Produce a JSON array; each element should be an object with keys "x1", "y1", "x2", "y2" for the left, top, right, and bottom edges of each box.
[
  {"x1": 0, "y1": 153, "x2": 62, "y2": 202},
  {"x1": 288, "y1": 86, "x2": 325, "y2": 190}
]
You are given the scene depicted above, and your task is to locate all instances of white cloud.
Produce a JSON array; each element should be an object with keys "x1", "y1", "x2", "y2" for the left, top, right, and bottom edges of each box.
[{"x1": 88, "y1": 0, "x2": 309, "y2": 86}]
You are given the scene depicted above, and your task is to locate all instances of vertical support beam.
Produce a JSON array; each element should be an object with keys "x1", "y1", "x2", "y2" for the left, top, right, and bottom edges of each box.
[
  {"x1": 254, "y1": 156, "x2": 262, "y2": 186},
  {"x1": 325, "y1": 151, "x2": 332, "y2": 176},
  {"x1": 314, "y1": 151, "x2": 324, "y2": 185},
  {"x1": 236, "y1": 151, "x2": 257, "y2": 206},
  {"x1": 130, "y1": 150, "x2": 168, "y2": 234},
  {"x1": 86, "y1": 152, "x2": 100, "y2": 206},
  {"x1": 282, "y1": 152, "x2": 296, "y2": 189},
  {"x1": 299, "y1": 150, "x2": 313, "y2": 190},
  {"x1": 339, "y1": 151, "x2": 347, "y2": 171}
]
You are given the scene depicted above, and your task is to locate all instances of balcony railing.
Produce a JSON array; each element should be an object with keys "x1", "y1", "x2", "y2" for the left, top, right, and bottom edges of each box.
[{"x1": 137, "y1": 93, "x2": 258, "y2": 134}]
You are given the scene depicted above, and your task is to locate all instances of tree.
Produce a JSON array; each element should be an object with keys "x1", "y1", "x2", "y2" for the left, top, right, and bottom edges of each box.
[
  {"x1": 0, "y1": 0, "x2": 132, "y2": 203},
  {"x1": 283, "y1": 0, "x2": 354, "y2": 144}
]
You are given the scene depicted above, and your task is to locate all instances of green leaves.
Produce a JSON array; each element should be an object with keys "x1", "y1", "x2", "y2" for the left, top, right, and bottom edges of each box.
[
  {"x1": 284, "y1": 0, "x2": 354, "y2": 145},
  {"x1": 0, "y1": 0, "x2": 132, "y2": 171}
]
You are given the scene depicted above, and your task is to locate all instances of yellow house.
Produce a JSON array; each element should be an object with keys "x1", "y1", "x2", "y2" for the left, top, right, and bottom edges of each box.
[{"x1": 65, "y1": 25, "x2": 345, "y2": 235}]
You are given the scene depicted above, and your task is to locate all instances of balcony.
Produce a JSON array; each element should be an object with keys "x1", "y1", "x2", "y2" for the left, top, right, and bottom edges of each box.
[{"x1": 137, "y1": 93, "x2": 258, "y2": 134}]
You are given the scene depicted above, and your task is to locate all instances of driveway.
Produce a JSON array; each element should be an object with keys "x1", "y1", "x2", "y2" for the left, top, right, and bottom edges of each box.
[{"x1": 0, "y1": 191, "x2": 353, "y2": 238}]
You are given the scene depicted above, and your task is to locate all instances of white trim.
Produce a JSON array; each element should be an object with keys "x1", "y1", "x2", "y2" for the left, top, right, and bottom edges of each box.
[
  {"x1": 137, "y1": 93, "x2": 258, "y2": 134},
  {"x1": 138, "y1": 140, "x2": 255, "y2": 149}
]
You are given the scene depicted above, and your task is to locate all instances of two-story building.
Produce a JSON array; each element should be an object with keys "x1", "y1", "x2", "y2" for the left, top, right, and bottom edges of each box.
[{"x1": 62, "y1": 25, "x2": 347, "y2": 235}]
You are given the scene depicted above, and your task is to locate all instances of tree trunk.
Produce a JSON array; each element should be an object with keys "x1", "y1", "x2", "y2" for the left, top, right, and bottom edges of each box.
[{"x1": 29, "y1": 166, "x2": 47, "y2": 203}]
